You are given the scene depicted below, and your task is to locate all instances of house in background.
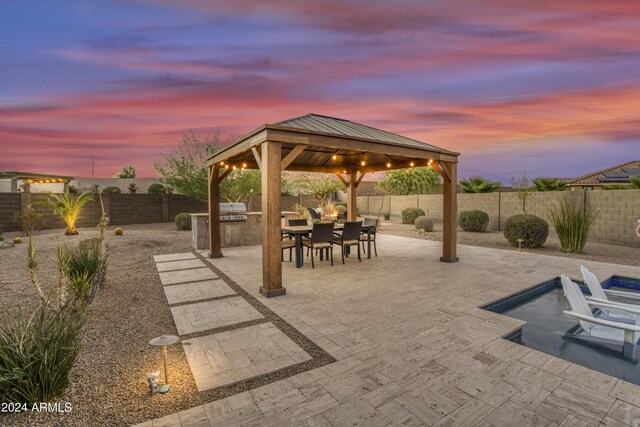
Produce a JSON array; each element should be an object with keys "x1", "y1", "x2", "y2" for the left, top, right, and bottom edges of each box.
[
  {"x1": 0, "y1": 171, "x2": 73, "y2": 193},
  {"x1": 564, "y1": 160, "x2": 640, "y2": 191}
]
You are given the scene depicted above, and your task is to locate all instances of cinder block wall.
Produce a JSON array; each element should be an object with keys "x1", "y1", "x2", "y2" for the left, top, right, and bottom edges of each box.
[
  {"x1": 356, "y1": 190, "x2": 640, "y2": 247},
  {"x1": 0, "y1": 193, "x2": 22, "y2": 231}
]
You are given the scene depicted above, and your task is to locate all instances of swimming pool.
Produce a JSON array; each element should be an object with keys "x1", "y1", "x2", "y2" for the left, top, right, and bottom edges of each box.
[{"x1": 483, "y1": 275, "x2": 640, "y2": 385}]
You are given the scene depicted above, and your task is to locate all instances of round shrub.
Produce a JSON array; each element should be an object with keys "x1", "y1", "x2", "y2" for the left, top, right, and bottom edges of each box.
[
  {"x1": 414, "y1": 216, "x2": 434, "y2": 232},
  {"x1": 175, "y1": 213, "x2": 192, "y2": 231},
  {"x1": 147, "y1": 183, "x2": 166, "y2": 194},
  {"x1": 458, "y1": 210, "x2": 489, "y2": 232},
  {"x1": 401, "y1": 208, "x2": 426, "y2": 224},
  {"x1": 504, "y1": 214, "x2": 549, "y2": 248},
  {"x1": 13, "y1": 237, "x2": 23, "y2": 244},
  {"x1": 335, "y1": 205, "x2": 347, "y2": 214},
  {"x1": 114, "y1": 227, "x2": 123, "y2": 236},
  {"x1": 102, "y1": 186, "x2": 121, "y2": 194}
]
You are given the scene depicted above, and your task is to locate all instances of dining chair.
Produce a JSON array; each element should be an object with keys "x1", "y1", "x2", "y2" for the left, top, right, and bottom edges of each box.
[
  {"x1": 302, "y1": 222, "x2": 334, "y2": 268},
  {"x1": 333, "y1": 221, "x2": 363, "y2": 263},
  {"x1": 360, "y1": 217, "x2": 379, "y2": 256},
  {"x1": 281, "y1": 218, "x2": 308, "y2": 263}
]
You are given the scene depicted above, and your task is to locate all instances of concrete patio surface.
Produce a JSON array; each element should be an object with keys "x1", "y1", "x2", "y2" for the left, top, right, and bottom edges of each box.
[{"x1": 136, "y1": 234, "x2": 640, "y2": 427}]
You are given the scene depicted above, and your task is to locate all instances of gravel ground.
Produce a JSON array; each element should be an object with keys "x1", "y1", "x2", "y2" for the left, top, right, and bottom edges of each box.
[
  {"x1": 0, "y1": 223, "x2": 206, "y2": 427},
  {"x1": 378, "y1": 221, "x2": 640, "y2": 267}
]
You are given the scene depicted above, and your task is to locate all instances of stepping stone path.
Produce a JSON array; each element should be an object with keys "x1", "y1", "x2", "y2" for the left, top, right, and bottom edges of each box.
[{"x1": 153, "y1": 253, "x2": 311, "y2": 392}]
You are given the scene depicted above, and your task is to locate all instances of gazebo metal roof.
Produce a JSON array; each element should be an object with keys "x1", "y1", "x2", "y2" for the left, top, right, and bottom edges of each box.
[{"x1": 208, "y1": 114, "x2": 458, "y2": 173}]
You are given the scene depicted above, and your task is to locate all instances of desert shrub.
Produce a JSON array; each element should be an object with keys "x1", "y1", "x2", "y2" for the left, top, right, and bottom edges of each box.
[
  {"x1": 0, "y1": 303, "x2": 86, "y2": 403},
  {"x1": 335, "y1": 205, "x2": 347, "y2": 214},
  {"x1": 102, "y1": 186, "x2": 121, "y2": 194},
  {"x1": 383, "y1": 213, "x2": 391, "y2": 220},
  {"x1": 458, "y1": 210, "x2": 489, "y2": 232},
  {"x1": 14, "y1": 237, "x2": 22, "y2": 244},
  {"x1": 414, "y1": 216, "x2": 434, "y2": 232},
  {"x1": 401, "y1": 208, "x2": 425, "y2": 224},
  {"x1": 547, "y1": 199, "x2": 598, "y2": 254},
  {"x1": 127, "y1": 182, "x2": 138, "y2": 193},
  {"x1": 504, "y1": 214, "x2": 549, "y2": 248},
  {"x1": 175, "y1": 213, "x2": 191, "y2": 230},
  {"x1": 12, "y1": 205, "x2": 46, "y2": 236},
  {"x1": 114, "y1": 227, "x2": 123, "y2": 236},
  {"x1": 66, "y1": 240, "x2": 103, "y2": 300},
  {"x1": 147, "y1": 183, "x2": 166, "y2": 194},
  {"x1": 68, "y1": 185, "x2": 78, "y2": 193}
]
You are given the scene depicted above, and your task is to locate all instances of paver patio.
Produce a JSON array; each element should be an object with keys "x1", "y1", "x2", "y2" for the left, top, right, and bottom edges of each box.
[
  {"x1": 136, "y1": 234, "x2": 640, "y2": 426},
  {"x1": 159, "y1": 267, "x2": 218, "y2": 286},
  {"x1": 170, "y1": 297, "x2": 264, "y2": 336},
  {"x1": 163, "y1": 280, "x2": 237, "y2": 305}
]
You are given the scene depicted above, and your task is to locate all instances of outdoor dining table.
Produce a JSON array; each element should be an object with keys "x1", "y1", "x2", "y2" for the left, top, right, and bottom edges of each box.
[{"x1": 281, "y1": 223, "x2": 374, "y2": 268}]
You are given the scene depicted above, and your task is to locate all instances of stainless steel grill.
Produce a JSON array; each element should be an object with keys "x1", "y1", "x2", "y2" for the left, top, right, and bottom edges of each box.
[{"x1": 220, "y1": 202, "x2": 248, "y2": 222}]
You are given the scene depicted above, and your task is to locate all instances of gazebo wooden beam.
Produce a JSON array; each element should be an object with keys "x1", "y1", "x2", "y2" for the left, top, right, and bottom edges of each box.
[
  {"x1": 259, "y1": 140, "x2": 285, "y2": 297},
  {"x1": 208, "y1": 164, "x2": 222, "y2": 258},
  {"x1": 440, "y1": 161, "x2": 459, "y2": 263}
]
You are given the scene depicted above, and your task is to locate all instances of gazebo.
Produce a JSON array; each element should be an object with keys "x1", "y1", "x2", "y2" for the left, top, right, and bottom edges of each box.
[{"x1": 207, "y1": 114, "x2": 460, "y2": 297}]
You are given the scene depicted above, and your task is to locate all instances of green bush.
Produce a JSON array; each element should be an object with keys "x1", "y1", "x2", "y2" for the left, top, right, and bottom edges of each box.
[
  {"x1": 401, "y1": 208, "x2": 425, "y2": 224},
  {"x1": 0, "y1": 303, "x2": 86, "y2": 403},
  {"x1": 147, "y1": 183, "x2": 166, "y2": 194},
  {"x1": 414, "y1": 216, "x2": 434, "y2": 232},
  {"x1": 335, "y1": 205, "x2": 347, "y2": 214},
  {"x1": 503, "y1": 214, "x2": 549, "y2": 248},
  {"x1": 458, "y1": 210, "x2": 489, "y2": 232},
  {"x1": 547, "y1": 199, "x2": 598, "y2": 254},
  {"x1": 175, "y1": 213, "x2": 191, "y2": 230},
  {"x1": 12, "y1": 205, "x2": 46, "y2": 236},
  {"x1": 102, "y1": 186, "x2": 121, "y2": 194},
  {"x1": 67, "y1": 239, "x2": 103, "y2": 300}
]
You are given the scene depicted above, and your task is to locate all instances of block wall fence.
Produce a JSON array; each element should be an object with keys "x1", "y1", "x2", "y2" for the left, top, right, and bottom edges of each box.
[
  {"x1": 356, "y1": 190, "x2": 640, "y2": 248},
  {"x1": 0, "y1": 193, "x2": 208, "y2": 232}
]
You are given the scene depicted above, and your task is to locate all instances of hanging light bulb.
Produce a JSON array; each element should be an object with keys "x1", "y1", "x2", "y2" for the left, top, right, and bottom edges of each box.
[
  {"x1": 332, "y1": 155, "x2": 337, "y2": 160},
  {"x1": 232, "y1": 165, "x2": 237, "y2": 170},
  {"x1": 410, "y1": 162, "x2": 415, "y2": 167},
  {"x1": 361, "y1": 160, "x2": 366, "y2": 166},
  {"x1": 386, "y1": 162, "x2": 391, "y2": 168},
  {"x1": 242, "y1": 163, "x2": 247, "y2": 168},
  {"x1": 343, "y1": 170, "x2": 347, "y2": 174},
  {"x1": 220, "y1": 161, "x2": 225, "y2": 166}
]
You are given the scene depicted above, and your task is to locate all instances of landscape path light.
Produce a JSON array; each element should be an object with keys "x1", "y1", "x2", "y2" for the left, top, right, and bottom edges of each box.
[{"x1": 149, "y1": 335, "x2": 180, "y2": 394}]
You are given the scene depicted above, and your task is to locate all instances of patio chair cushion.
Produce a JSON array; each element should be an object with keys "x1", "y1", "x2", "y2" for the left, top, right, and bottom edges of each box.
[
  {"x1": 333, "y1": 238, "x2": 359, "y2": 245},
  {"x1": 359, "y1": 234, "x2": 375, "y2": 241},
  {"x1": 281, "y1": 240, "x2": 296, "y2": 249},
  {"x1": 302, "y1": 238, "x2": 331, "y2": 248}
]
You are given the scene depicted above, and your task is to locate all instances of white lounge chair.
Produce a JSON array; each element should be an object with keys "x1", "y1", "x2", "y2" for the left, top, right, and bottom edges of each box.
[
  {"x1": 581, "y1": 266, "x2": 640, "y2": 314},
  {"x1": 561, "y1": 275, "x2": 640, "y2": 359}
]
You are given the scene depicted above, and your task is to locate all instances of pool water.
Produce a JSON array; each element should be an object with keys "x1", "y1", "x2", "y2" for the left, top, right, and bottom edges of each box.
[{"x1": 483, "y1": 276, "x2": 640, "y2": 386}]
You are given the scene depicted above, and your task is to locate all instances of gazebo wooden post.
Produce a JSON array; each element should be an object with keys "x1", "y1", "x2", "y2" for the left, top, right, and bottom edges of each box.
[
  {"x1": 259, "y1": 140, "x2": 285, "y2": 297},
  {"x1": 208, "y1": 163, "x2": 222, "y2": 258},
  {"x1": 347, "y1": 169, "x2": 357, "y2": 221},
  {"x1": 441, "y1": 161, "x2": 459, "y2": 263}
]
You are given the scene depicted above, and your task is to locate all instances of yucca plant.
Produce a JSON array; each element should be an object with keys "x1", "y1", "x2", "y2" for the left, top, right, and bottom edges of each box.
[
  {"x1": 47, "y1": 192, "x2": 93, "y2": 235},
  {"x1": 546, "y1": 199, "x2": 598, "y2": 254},
  {"x1": 0, "y1": 303, "x2": 86, "y2": 403}
]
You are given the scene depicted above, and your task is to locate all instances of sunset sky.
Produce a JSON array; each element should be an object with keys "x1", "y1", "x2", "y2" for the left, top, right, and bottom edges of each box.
[{"x1": 1, "y1": 1, "x2": 639, "y2": 183}]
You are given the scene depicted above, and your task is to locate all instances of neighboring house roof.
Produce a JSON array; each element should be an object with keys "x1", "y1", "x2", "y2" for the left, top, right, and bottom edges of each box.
[
  {"x1": 0, "y1": 171, "x2": 75, "y2": 181},
  {"x1": 565, "y1": 160, "x2": 640, "y2": 185},
  {"x1": 276, "y1": 113, "x2": 452, "y2": 153}
]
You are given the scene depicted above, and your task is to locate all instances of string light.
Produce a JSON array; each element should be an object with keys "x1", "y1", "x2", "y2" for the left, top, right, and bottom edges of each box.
[
  {"x1": 386, "y1": 162, "x2": 391, "y2": 168},
  {"x1": 343, "y1": 170, "x2": 347, "y2": 174},
  {"x1": 332, "y1": 155, "x2": 337, "y2": 160},
  {"x1": 232, "y1": 165, "x2": 237, "y2": 170},
  {"x1": 360, "y1": 160, "x2": 366, "y2": 166},
  {"x1": 220, "y1": 161, "x2": 225, "y2": 166},
  {"x1": 242, "y1": 163, "x2": 247, "y2": 168},
  {"x1": 410, "y1": 162, "x2": 415, "y2": 167}
]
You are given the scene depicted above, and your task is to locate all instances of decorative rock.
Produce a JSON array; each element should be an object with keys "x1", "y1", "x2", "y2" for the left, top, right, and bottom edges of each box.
[{"x1": 0, "y1": 241, "x2": 15, "y2": 249}]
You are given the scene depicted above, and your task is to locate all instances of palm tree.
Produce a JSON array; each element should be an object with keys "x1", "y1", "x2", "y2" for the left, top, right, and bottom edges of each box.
[
  {"x1": 532, "y1": 178, "x2": 567, "y2": 192},
  {"x1": 631, "y1": 176, "x2": 640, "y2": 189},
  {"x1": 459, "y1": 177, "x2": 502, "y2": 193},
  {"x1": 47, "y1": 192, "x2": 94, "y2": 235}
]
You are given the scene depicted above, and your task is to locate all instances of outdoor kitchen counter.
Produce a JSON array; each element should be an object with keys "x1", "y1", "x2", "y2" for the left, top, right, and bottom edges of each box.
[{"x1": 191, "y1": 211, "x2": 299, "y2": 250}]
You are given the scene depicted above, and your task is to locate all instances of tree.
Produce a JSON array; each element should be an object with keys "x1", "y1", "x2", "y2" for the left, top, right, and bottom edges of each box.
[
  {"x1": 294, "y1": 175, "x2": 345, "y2": 202},
  {"x1": 154, "y1": 132, "x2": 223, "y2": 200},
  {"x1": 46, "y1": 192, "x2": 94, "y2": 235},
  {"x1": 459, "y1": 177, "x2": 502, "y2": 193},
  {"x1": 377, "y1": 167, "x2": 441, "y2": 195},
  {"x1": 631, "y1": 176, "x2": 640, "y2": 189},
  {"x1": 532, "y1": 178, "x2": 567, "y2": 192},
  {"x1": 113, "y1": 165, "x2": 136, "y2": 179},
  {"x1": 511, "y1": 176, "x2": 533, "y2": 214},
  {"x1": 221, "y1": 170, "x2": 261, "y2": 202}
]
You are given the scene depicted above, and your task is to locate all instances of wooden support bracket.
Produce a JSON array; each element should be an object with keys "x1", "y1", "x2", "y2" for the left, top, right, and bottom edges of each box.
[
  {"x1": 437, "y1": 160, "x2": 452, "y2": 182},
  {"x1": 335, "y1": 173, "x2": 349, "y2": 187},
  {"x1": 281, "y1": 145, "x2": 305, "y2": 170},
  {"x1": 218, "y1": 168, "x2": 232, "y2": 182},
  {"x1": 355, "y1": 172, "x2": 366, "y2": 188},
  {"x1": 251, "y1": 146, "x2": 262, "y2": 171}
]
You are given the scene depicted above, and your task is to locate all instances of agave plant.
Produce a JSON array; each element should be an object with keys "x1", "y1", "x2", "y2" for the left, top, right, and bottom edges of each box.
[
  {"x1": 459, "y1": 177, "x2": 502, "y2": 193},
  {"x1": 532, "y1": 178, "x2": 567, "y2": 192},
  {"x1": 47, "y1": 192, "x2": 93, "y2": 235}
]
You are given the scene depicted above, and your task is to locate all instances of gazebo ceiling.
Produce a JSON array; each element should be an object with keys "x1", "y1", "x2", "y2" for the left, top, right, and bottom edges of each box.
[{"x1": 207, "y1": 114, "x2": 459, "y2": 174}]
